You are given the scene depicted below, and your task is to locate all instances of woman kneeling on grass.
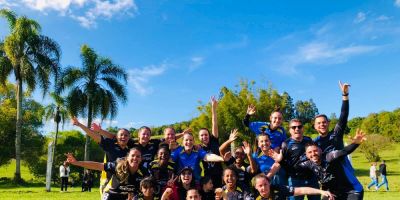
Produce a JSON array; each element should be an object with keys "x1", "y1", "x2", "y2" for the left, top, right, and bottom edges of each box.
[{"x1": 66, "y1": 147, "x2": 148, "y2": 200}]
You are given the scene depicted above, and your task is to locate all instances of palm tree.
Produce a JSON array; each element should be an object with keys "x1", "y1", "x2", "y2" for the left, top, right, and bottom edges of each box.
[
  {"x1": 59, "y1": 44, "x2": 127, "y2": 161},
  {"x1": 0, "y1": 9, "x2": 61, "y2": 182}
]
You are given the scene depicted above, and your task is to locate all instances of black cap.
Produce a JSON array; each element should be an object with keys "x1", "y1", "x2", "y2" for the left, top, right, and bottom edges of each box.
[{"x1": 179, "y1": 166, "x2": 193, "y2": 175}]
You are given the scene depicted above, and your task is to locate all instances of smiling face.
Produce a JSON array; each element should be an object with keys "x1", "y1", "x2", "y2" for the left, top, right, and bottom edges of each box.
[
  {"x1": 127, "y1": 148, "x2": 142, "y2": 169},
  {"x1": 186, "y1": 189, "x2": 201, "y2": 200},
  {"x1": 269, "y1": 111, "x2": 283, "y2": 130},
  {"x1": 164, "y1": 127, "x2": 176, "y2": 143},
  {"x1": 257, "y1": 134, "x2": 271, "y2": 152},
  {"x1": 223, "y1": 169, "x2": 237, "y2": 190},
  {"x1": 234, "y1": 147, "x2": 245, "y2": 164},
  {"x1": 202, "y1": 179, "x2": 213, "y2": 192},
  {"x1": 183, "y1": 134, "x2": 194, "y2": 150},
  {"x1": 117, "y1": 129, "x2": 130, "y2": 147},
  {"x1": 289, "y1": 120, "x2": 304, "y2": 141},
  {"x1": 157, "y1": 147, "x2": 170, "y2": 165},
  {"x1": 141, "y1": 185, "x2": 154, "y2": 198},
  {"x1": 314, "y1": 116, "x2": 330, "y2": 136},
  {"x1": 305, "y1": 145, "x2": 321, "y2": 164},
  {"x1": 254, "y1": 176, "x2": 270, "y2": 198},
  {"x1": 199, "y1": 129, "x2": 210, "y2": 145},
  {"x1": 180, "y1": 170, "x2": 193, "y2": 185},
  {"x1": 139, "y1": 127, "x2": 151, "y2": 145}
]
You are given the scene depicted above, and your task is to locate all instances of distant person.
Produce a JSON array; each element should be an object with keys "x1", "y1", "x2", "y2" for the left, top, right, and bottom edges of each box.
[
  {"x1": 60, "y1": 161, "x2": 70, "y2": 192},
  {"x1": 377, "y1": 160, "x2": 389, "y2": 191},
  {"x1": 82, "y1": 169, "x2": 93, "y2": 192},
  {"x1": 367, "y1": 162, "x2": 378, "y2": 191}
]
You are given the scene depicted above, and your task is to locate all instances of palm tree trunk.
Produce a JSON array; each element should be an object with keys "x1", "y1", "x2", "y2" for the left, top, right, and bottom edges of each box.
[
  {"x1": 84, "y1": 97, "x2": 93, "y2": 161},
  {"x1": 15, "y1": 79, "x2": 23, "y2": 182}
]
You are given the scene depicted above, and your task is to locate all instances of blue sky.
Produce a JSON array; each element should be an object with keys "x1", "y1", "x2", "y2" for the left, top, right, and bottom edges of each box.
[{"x1": 1, "y1": 0, "x2": 400, "y2": 131}]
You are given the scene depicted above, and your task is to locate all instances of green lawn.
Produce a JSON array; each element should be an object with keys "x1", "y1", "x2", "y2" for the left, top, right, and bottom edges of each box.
[{"x1": 1, "y1": 143, "x2": 399, "y2": 199}]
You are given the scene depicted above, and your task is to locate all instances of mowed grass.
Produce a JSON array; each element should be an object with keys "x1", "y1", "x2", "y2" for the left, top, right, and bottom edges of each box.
[{"x1": 1, "y1": 142, "x2": 399, "y2": 199}]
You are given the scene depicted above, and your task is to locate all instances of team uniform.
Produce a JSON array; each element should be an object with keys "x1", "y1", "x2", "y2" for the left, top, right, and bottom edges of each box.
[
  {"x1": 148, "y1": 159, "x2": 177, "y2": 196},
  {"x1": 102, "y1": 160, "x2": 149, "y2": 200},
  {"x1": 255, "y1": 185, "x2": 295, "y2": 200},
  {"x1": 298, "y1": 143, "x2": 363, "y2": 200},
  {"x1": 221, "y1": 184, "x2": 254, "y2": 200},
  {"x1": 201, "y1": 135, "x2": 224, "y2": 187},
  {"x1": 281, "y1": 136, "x2": 319, "y2": 200},
  {"x1": 171, "y1": 146, "x2": 207, "y2": 182},
  {"x1": 129, "y1": 139, "x2": 161, "y2": 171},
  {"x1": 225, "y1": 157, "x2": 252, "y2": 186},
  {"x1": 314, "y1": 100, "x2": 349, "y2": 154}
]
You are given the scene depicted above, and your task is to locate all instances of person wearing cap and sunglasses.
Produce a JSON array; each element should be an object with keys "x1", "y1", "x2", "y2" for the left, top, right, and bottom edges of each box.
[
  {"x1": 280, "y1": 119, "x2": 319, "y2": 200},
  {"x1": 161, "y1": 167, "x2": 199, "y2": 200}
]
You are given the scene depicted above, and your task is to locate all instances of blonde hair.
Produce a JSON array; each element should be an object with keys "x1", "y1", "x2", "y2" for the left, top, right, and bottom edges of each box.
[{"x1": 115, "y1": 147, "x2": 141, "y2": 184}]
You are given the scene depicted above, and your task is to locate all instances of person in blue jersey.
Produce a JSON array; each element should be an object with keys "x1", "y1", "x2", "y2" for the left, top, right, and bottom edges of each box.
[
  {"x1": 298, "y1": 129, "x2": 367, "y2": 200},
  {"x1": 219, "y1": 129, "x2": 257, "y2": 186},
  {"x1": 313, "y1": 81, "x2": 350, "y2": 154},
  {"x1": 280, "y1": 119, "x2": 319, "y2": 200},
  {"x1": 171, "y1": 132, "x2": 224, "y2": 182},
  {"x1": 65, "y1": 147, "x2": 148, "y2": 200},
  {"x1": 199, "y1": 96, "x2": 224, "y2": 188},
  {"x1": 243, "y1": 106, "x2": 286, "y2": 152},
  {"x1": 252, "y1": 173, "x2": 335, "y2": 200}
]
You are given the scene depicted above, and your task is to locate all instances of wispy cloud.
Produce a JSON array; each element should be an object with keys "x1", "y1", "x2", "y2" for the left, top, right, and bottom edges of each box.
[
  {"x1": 189, "y1": 56, "x2": 204, "y2": 72},
  {"x1": 125, "y1": 121, "x2": 144, "y2": 128},
  {"x1": 395, "y1": 0, "x2": 400, "y2": 7},
  {"x1": 354, "y1": 12, "x2": 366, "y2": 23},
  {"x1": 2, "y1": 0, "x2": 137, "y2": 28},
  {"x1": 128, "y1": 63, "x2": 167, "y2": 96}
]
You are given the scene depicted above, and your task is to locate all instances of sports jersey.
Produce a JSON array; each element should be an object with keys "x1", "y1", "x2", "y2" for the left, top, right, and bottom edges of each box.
[
  {"x1": 314, "y1": 100, "x2": 349, "y2": 154},
  {"x1": 255, "y1": 184, "x2": 295, "y2": 200},
  {"x1": 280, "y1": 136, "x2": 314, "y2": 179},
  {"x1": 171, "y1": 146, "x2": 207, "y2": 181},
  {"x1": 221, "y1": 184, "x2": 254, "y2": 200},
  {"x1": 201, "y1": 135, "x2": 223, "y2": 187},
  {"x1": 298, "y1": 143, "x2": 363, "y2": 197},
  {"x1": 100, "y1": 136, "x2": 130, "y2": 162},
  {"x1": 243, "y1": 115, "x2": 287, "y2": 149},
  {"x1": 130, "y1": 139, "x2": 161, "y2": 170},
  {"x1": 252, "y1": 152, "x2": 275, "y2": 174},
  {"x1": 148, "y1": 159, "x2": 176, "y2": 196},
  {"x1": 225, "y1": 157, "x2": 252, "y2": 185}
]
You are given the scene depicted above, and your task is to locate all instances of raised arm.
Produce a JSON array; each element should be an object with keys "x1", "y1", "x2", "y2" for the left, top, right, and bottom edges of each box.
[
  {"x1": 91, "y1": 123, "x2": 116, "y2": 139},
  {"x1": 211, "y1": 96, "x2": 219, "y2": 138},
  {"x1": 332, "y1": 81, "x2": 350, "y2": 148},
  {"x1": 72, "y1": 117, "x2": 101, "y2": 143},
  {"x1": 327, "y1": 129, "x2": 366, "y2": 162},
  {"x1": 175, "y1": 128, "x2": 191, "y2": 140},
  {"x1": 294, "y1": 187, "x2": 335, "y2": 200},
  {"x1": 243, "y1": 104, "x2": 256, "y2": 127},
  {"x1": 219, "y1": 129, "x2": 238, "y2": 156},
  {"x1": 243, "y1": 141, "x2": 257, "y2": 174},
  {"x1": 66, "y1": 153, "x2": 104, "y2": 171}
]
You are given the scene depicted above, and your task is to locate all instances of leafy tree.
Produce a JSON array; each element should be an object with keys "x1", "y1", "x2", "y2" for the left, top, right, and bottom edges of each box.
[
  {"x1": 0, "y1": 9, "x2": 60, "y2": 181},
  {"x1": 59, "y1": 45, "x2": 127, "y2": 161},
  {"x1": 358, "y1": 134, "x2": 391, "y2": 162},
  {"x1": 294, "y1": 99, "x2": 319, "y2": 124}
]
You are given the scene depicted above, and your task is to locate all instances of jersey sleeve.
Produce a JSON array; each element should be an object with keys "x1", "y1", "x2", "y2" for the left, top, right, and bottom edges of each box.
[
  {"x1": 332, "y1": 100, "x2": 349, "y2": 149},
  {"x1": 271, "y1": 184, "x2": 295, "y2": 197},
  {"x1": 249, "y1": 121, "x2": 268, "y2": 136},
  {"x1": 103, "y1": 161, "x2": 117, "y2": 174}
]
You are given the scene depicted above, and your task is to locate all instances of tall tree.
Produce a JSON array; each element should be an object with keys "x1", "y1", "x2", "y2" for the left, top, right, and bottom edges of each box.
[
  {"x1": 0, "y1": 9, "x2": 60, "y2": 182},
  {"x1": 59, "y1": 44, "x2": 127, "y2": 161}
]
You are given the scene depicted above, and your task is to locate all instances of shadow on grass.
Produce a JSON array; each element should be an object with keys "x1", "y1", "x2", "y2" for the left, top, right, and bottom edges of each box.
[{"x1": 0, "y1": 177, "x2": 45, "y2": 189}]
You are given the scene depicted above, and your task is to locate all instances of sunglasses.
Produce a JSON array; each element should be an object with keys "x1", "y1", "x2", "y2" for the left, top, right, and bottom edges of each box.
[{"x1": 290, "y1": 125, "x2": 303, "y2": 130}]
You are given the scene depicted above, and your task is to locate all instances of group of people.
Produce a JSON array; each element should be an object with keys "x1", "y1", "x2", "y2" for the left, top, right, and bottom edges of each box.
[
  {"x1": 367, "y1": 160, "x2": 389, "y2": 191},
  {"x1": 63, "y1": 81, "x2": 368, "y2": 200}
]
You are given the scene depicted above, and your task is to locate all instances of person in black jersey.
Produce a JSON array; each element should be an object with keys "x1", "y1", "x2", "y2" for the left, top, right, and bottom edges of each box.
[
  {"x1": 149, "y1": 145, "x2": 177, "y2": 197},
  {"x1": 199, "y1": 96, "x2": 224, "y2": 188},
  {"x1": 280, "y1": 119, "x2": 319, "y2": 200},
  {"x1": 252, "y1": 173, "x2": 334, "y2": 200},
  {"x1": 199, "y1": 176, "x2": 215, "y2": 200},
  {"x1": 298, "y1": 129, "x2": 366, "y2": 200},
  {"x1": 314, "y1": 81, "x2": 350, "y2": 154},
  {"x1": 66, "y1": 147, "x2": 148, "y2": 200}
]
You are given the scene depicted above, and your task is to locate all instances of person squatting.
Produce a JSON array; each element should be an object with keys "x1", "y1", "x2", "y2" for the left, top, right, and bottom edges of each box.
[{"x1": 66, "y1": 81, "x2": 367, "y2": 200}]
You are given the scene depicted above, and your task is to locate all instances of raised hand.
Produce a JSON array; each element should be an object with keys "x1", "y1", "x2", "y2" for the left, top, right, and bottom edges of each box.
[
  {"x1": 71, "y1": 116, "x2": 80, "y2": 126},
  {"x1": 223, "y1": 151, "x2": 232, "y2": 162},
  {"x1": 246, "y1": 104, "x2": 256, "y2": 115},
  {"x1": 162, "y1": 187, "x2": 173, "y2": 198},
  {"x1": 242, "y1": 141, "x2": 252, "y2": 156},
  {"x1": 339, "y1": 80, "x2": 350, "y2": 95},
  {"x1": 91, "y1": 123, "x2": 101, "y2": 132},
  {"x1": 166, "y1": 174, "x2": 178, "y2": 188},
  {"x1": 211, "y1": 96, "x2": 218, "y2": 109},
  {"x1": 267, "y1": 149, "x2": 283, "y2": 162},
  {"x1": 65, "y1": 152, "x2": 77, "y2": 164},
  {"x1": 229, "y1": 129, "x2": 239, "y2": 142},
  {"x1": 182, "y1": 128, "x2": 192, "y2": 134},
  {"x1": 215, "y1": 188, "x2": 225, "y2": 200},
  {"x1": 351, "y1": 129, "x2": 367, "y2": 144}
]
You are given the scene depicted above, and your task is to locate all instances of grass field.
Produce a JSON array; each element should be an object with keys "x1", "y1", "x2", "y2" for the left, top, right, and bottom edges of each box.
[{"x1": 1, "y1": 142, "x2": 399, "y2": 200}]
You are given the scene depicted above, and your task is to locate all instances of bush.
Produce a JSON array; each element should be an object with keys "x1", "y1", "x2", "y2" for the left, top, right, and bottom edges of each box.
[{"x1": 358, "y1": 134, "x2": 391, "y2": 162}]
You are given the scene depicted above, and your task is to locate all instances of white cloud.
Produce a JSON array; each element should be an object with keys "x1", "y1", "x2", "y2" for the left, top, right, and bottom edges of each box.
[
  {"x1": 128, "y1": 63, "x2": 167, "y2": 96},
  {"x1": 354, "y1": 12, "x2": 366, "y2": 23},
  {"x1": 395, "y1": 0, "x2": 400, "y2": 7},
  {"x1": 0, "y1": 0, "x2": 18, "y2": 8},
  {"x1": 125, "y1": 121, "x2": 144, "y2": 128},
  {"x1": 376, "y1": 15, "x2": 390, "y2": 21},
  {"x1": 2, "y1": 0, "x2": 137, "y2": 28},
  {"x1": 189, "y1": 56, "x2": 204, "y2": 72}
]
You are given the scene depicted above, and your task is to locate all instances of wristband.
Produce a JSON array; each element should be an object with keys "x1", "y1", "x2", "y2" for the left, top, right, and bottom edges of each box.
[{"x1": 342, "y1": 93, "x2": 349, "y2": 96}]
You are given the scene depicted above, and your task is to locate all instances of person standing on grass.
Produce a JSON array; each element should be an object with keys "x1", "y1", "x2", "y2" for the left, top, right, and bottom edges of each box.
[
  {"x1": 367, "y1": 162, "x2": 378, "y2": 191},
  {"x1": 377, "y1": 160, "x2": 389, "y2": 191},
  {"x1": 60, "y1": 161, "x2": 70, "y2": 192}
]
